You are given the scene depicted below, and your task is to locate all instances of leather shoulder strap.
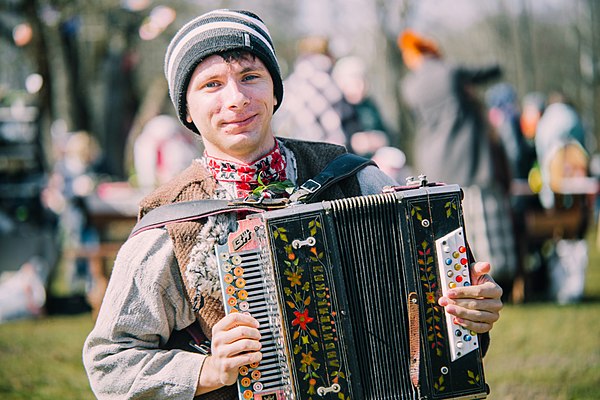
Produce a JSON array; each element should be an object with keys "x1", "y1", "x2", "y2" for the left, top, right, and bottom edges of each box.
[
  {"x1": 129, "y1": 153, "x2": 374, "y2": 238},
  {"x1": 289, "y1": 153, "x2": 375, "y2": 203},
  {"x1": 129, "y1": 200, "x2": 262, "y2": 238}
]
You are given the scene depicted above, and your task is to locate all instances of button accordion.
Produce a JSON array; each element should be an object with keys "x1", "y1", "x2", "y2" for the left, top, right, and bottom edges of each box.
[{"x1": 216, "y1": 183, "x2": 489, "y2": 399}]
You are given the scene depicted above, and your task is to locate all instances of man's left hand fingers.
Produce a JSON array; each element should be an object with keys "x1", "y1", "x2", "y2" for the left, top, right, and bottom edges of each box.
[
  {"x1": 446, "y1": 298, "x2": 503, "y2": 316},
  {"x1": 446, "y1": 281, "x2": 503, "y2": 300},
  {"x1": 470, "y1": 261, "x2": 491, "y2": 277},
  {"x1": 452, "y1": 317, "x2": 495, "y2": 334}
]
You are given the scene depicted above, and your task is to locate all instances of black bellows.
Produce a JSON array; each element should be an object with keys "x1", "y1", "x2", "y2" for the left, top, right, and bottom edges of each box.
[{"x1": 330, "y1": 194, "x2": 417, "y2": 399}]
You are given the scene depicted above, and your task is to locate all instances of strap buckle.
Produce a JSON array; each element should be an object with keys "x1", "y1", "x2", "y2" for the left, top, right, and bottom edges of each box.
[
  {"x1": 242, "y1": 192, "x2": 266, "y2": 205},
  {"x1": 189, "y1": 340, "x2": 211, "y2": 355},
  {"x1": 289, "y1": 179, "x2": 324, "y2": 204},
  {"x1": 229, "y1": 194, "x2": 290, "y2": 210},
  {"x1": 300, "y1": 179, "x2": 322, "y2": 193}
]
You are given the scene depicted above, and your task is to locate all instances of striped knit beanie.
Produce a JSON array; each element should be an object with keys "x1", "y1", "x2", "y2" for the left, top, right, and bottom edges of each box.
[{"x1": 164, "y1": 9, "x2": 284, "y2": 134}]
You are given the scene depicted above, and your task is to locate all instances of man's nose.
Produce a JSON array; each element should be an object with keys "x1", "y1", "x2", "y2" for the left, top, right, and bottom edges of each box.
[{"x1": 224, "y1": 79, "x2": 250, "y2": 108}]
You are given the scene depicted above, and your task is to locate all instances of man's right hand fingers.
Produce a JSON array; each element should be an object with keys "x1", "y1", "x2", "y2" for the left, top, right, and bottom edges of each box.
[
  {"x1": 211, "y1": 314, "x2": 262, "y2": 360},
  {"x1": 212, "y1": 323, "x2": 262, "y2": 347},
  {"x1": 212, "y1": 337, "x2": 262, "y2": 358},
  {"x1": 213, "y1": 312, "x2": 259, "y2": 333}
]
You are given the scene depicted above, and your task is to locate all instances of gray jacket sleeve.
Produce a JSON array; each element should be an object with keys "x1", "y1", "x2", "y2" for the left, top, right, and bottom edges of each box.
[
  {"x1": 82, "y1": 228, "x2": 204, "y2": 400},
  {"x1": 357, "y1": 164, "x2": 398, "y2": 195}
]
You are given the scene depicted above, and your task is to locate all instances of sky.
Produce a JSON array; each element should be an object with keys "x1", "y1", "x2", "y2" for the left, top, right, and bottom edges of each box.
[
  {"x1": 408, "y1": 0, "x2": 574, "y2": 32},
  {"x1": 295, "y1": 0, "x2": 575, "y2": 37}
]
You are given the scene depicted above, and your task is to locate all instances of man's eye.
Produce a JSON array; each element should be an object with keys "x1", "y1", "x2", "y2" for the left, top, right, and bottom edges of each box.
[
  {"x1": 204, "y1": 81, "x2": 220, "y2": 88},
  {"x1": 242, "y1": 74, "x2": 259, "y2": 82}
]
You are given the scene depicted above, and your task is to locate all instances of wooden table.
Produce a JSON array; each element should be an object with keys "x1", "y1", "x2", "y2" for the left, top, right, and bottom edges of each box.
[{"x1": 69, "y1": 183, "x2": 149, "y2": 318}]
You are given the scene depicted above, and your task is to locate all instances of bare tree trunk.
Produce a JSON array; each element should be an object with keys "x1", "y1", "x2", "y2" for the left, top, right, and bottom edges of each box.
[
  {"x1": 589, "y1": 0, "x2": 600, "y2": 151},
  {"x1": 374, "y1": 0, "x2": 413, "y2": 157},
  {"x1": 502, "y1": 0, "x2": 536, "y2": 96},
  {"x1": 23, "y1": 0, "x2": 53, "y2": 167}
]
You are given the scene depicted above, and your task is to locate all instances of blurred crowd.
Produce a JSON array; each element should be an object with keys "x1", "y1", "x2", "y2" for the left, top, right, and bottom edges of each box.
[
  {"x1": 272, "y1": 31, "x2": 597, "y2": 305},
  {"x1": 1, "y1": 26, "x2": 598, "y2": 323}
]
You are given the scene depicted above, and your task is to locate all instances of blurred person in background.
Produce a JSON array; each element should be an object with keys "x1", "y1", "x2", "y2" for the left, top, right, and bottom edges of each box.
[
  {"x1": 133, "y1": 114, "x2": 201, "y2": 189},
  {"x1": 534, "y1": 91, "x2": 591, "y2": 304},
  {"x1": 332, "y1": 55, "x2": 390, "y2": 157},
  {"x1": 83, "y1": 10, "x2": 503, "y2": 399},
  {"x1": 43, "y1": 131, "x2": 101, "y2": 296},
  {"x1": 518, "y1": 91, "x2": 546, "y2": 195},
  {"x1": 534, "y1": 91, "x2": 588, "y2": 209},
  {"x1": 272, "y1": 35, "x2": 358, "y2": 148},
  {"x1": 485, "y1": 83, "x2": 541, "y2": 302},
  {"x1": 398, "y1": 29, "x2": 517, "y2": 294},
  {"x1": 520, "y1": 91, "x2": 546, "y2": 142},
  {"x1": 485, "y1": 82, "x2": 536, "y2": 183}
]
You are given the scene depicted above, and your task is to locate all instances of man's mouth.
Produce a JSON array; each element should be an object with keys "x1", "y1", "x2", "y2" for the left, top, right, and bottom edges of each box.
[{"x1": 223, "y1": 114, "x2": 256, "y2": 128}]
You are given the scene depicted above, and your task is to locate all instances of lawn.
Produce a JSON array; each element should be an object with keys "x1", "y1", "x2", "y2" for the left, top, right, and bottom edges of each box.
[
  {"x1": 0, "y1": 228, "x2": 598, "y2": 400},
  {"x1": 483, "y1": 226, "x2": 600, "y2": 400},
  {"x1": 0, "y1": 313, "x2": 95, "y2": 400}
]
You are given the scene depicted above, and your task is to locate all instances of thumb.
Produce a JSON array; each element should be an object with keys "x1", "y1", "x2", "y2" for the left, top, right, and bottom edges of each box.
[{"x1": 471, "y1": 261, "x2": 491, "y2": 277}]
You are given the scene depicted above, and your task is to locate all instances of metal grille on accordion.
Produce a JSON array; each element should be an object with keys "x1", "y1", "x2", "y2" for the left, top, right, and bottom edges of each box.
[{"x1": 216, "y1": 183, "x2": 489, "y2": 400}]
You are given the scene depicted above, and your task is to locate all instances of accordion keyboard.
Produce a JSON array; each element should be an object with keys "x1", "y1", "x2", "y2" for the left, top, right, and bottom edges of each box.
[
  {"x1": 435, "y1": 227, "x2": 479, "y2": 361},
  {"x1": 218, "y1": 248, "x2": 287, "y2": 399}
]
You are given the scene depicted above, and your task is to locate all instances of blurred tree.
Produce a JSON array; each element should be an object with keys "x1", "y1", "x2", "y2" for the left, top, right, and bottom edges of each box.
[
  {"x1": 0, "y1": 0, "x2": 144, "y2": 177},
  {"x1": 0, "y1": 0, "x2": 52, "y2": 161},
  {"x1": 1, "y1": 0, "x2": 599, "y2": 180}
]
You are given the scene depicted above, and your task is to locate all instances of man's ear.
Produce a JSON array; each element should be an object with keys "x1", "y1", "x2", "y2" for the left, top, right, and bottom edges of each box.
[
  {"x1": 186, "y1": 111, "x2": 193, "y2": 123},
  {"x1": 273, "y1": 95, "x2": 278, "y2": 107}
]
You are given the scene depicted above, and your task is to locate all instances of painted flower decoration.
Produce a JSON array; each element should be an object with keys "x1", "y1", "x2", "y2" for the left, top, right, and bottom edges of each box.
[
  {"x1": 292, "y1": 309, "x2": 314, "y2": 331},
  {"x1": 287, "y1": 270, "x2": 302, "y2": 287},
  {"x1": 301, "y1": 351, "x2": 319, "y2": 370},
  {"x1": 426, "y1": 291, "x2": 436, "y2": 304}
]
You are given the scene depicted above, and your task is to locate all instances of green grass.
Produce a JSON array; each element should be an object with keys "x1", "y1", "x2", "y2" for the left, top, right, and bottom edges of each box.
[
  {"x1": 485, "y1": 303, "x2": 600, "y2": 399},
  {"x1": 0, "y1": 228, "x2": 598, "y2": 399},
  {"x1": 0, "y1": 314, "x2": 95, "y2": 400},
  {"x1": 484, "y1": 226, "x2": 600, "y2": 400}
]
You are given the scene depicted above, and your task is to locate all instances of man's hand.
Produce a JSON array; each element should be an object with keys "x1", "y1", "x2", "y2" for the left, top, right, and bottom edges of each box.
[
  {"x1": 197, "y1": 313, "x2": 262, "y2": 394},
  {"x1": 438, "y1": 261, "x2": 503, "y2": 334}
]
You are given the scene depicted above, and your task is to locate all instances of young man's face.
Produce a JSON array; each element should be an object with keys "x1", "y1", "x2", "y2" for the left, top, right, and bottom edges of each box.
[{"x1": 185, "y1": 53, "x2": 278, "y2": 163}]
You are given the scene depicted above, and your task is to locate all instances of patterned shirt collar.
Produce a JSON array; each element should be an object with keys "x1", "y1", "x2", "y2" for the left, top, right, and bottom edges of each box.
[{"x1": 203, "y1": 142, "x2": 288, "y2": 199}]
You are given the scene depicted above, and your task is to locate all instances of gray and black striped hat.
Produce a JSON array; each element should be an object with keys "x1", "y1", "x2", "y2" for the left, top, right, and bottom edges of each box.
[{"x1": 164, "y1": 9, "x2": 284, "y2": 134}]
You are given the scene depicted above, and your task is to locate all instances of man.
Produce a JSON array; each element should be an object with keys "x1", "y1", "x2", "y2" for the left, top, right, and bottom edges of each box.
[{"x1": 83, "y1": 10, "x2": 503, "y2": 399}]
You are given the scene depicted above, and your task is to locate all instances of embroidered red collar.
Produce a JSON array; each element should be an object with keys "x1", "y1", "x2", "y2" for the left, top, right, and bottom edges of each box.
[{"x1": 204, "y1": 143, "x2": 288, "y2": 198}]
